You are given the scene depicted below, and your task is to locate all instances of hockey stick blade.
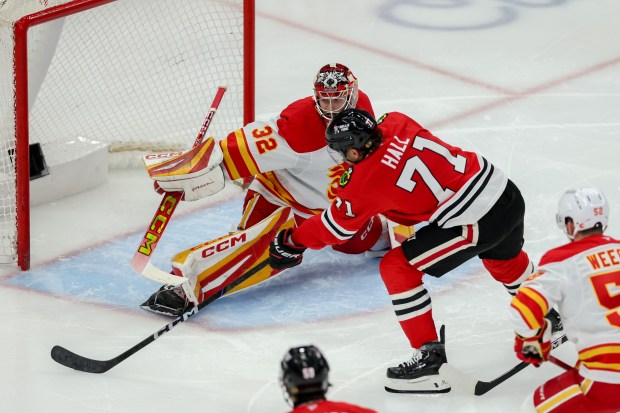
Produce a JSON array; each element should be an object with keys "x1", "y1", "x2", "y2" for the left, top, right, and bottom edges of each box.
[
  {"x1": 439, "y1": 333, "x2": 568, "y2": 396},
  {"x1": 51, "y1": 345, "x2": 116, "y2": 374},
  {"x1": 51, "y1": 259, "x2": 270, "y2": 374}
]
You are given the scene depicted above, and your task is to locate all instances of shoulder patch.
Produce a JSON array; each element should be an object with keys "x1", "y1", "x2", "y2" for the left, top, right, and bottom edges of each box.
[
  {"x1": 377, "y1": 113, "x2": 388, "y2": 124},
  {"x1": 340, "y1": 166, "x2": 353, "y2": 187}
]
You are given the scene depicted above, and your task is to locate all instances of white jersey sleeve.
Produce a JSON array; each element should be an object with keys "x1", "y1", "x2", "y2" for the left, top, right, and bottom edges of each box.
[{"x1": 509, "y1": 235, "x2": 620, "y2": 384}]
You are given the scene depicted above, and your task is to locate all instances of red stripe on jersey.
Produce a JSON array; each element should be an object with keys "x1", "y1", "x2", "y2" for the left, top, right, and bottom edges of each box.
[
  {"x1": 539, "y1": 235, "x2": 620, "y2": 266},
  {"x1": 256, "y1": 172, "x2": 321, "y2": 216},
  {"x1": 220, "y1": 129, "x2": 259, "y2": 180},
  {"x1": 411, "y1": 224, "x2": 476, "y2": 269},
  {"x1": 511, "y1": 287, "x2": 548, "y2": 330},
  {"x1": 579, "y1": 343, "x2": 620, "y2": 373}
]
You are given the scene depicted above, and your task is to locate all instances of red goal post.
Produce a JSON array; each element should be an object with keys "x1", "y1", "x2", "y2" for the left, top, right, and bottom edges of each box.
[{"x1": 0, "y1": 0, "x2": 255, "y2": 270}]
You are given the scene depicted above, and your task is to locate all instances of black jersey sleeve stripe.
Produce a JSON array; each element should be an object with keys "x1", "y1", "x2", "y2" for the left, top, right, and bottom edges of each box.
[
  {"x1": 322, "y1": 209, "x2": 355, "y2": 239},
  {"x1": 438, "y1": 163, "x2": 494, "y2": 227},
  {"x1": 434, "y1": 157, "x2": 490, "y2": 226}
]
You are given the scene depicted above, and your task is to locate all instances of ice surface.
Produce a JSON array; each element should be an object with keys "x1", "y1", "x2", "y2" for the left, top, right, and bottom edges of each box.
[{"x1": 2, "y1": 1, "x2": 619, "y2": 412}]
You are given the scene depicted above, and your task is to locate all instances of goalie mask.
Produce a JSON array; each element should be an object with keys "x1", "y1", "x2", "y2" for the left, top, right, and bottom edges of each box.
[
  {"x1": 556, "y1": 186, "x2": 609, "y2": 240},
  {"x1": 280, "y1": 345, "x2": 330, "y2": 406},
  {"x1": 325, "y1": 108, "x2": 380, "y2": 163},
  {"x1": 313, "y1": 63, "x2": 359, "y2": 121}
]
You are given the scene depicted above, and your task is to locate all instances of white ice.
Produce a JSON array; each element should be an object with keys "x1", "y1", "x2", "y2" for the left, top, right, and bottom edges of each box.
[{"x1": 2, "y1": 1, "x2": 620, "y2": 412}]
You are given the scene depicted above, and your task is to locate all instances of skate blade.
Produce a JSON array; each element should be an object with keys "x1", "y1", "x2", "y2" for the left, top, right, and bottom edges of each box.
[{"x1": 385, "y1": 376, "x2": 451, "y2": 394}]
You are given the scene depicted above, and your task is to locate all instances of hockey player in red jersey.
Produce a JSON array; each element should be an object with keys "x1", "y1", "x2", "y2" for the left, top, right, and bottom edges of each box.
[
  {"x1": 141, "y1": 64, "x2": 388, "y2": 316},
  {"x1": 269, "y1": 108, "x2": 535, "y2": 393},
  {"x1": 280, "y1": 345, "x2": 378, "y2": 413},
  {"x1": 510, "y1": 187, "x2": 620, "y2": 413}
]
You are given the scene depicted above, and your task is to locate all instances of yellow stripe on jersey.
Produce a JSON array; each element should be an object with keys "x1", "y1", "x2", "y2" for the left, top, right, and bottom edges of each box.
[
  {"x1": 511, "y1": 287, "x2": 548, "y2": 330},
  {"x1": 256, "y1": 172, "x2": 320, "y2": 216},
  {"x1": 580, "y1": 344, "x2": 620, "y2": 360},
  {"x1": 580, "y1": 361, "x2": 620, "y2": 372},
  {"x1": 520, "y1": 287, "x2": 549, "y2": 316},
  {"x1": 220, "y1": 130, "x2": 260, "y2": 180},
  {"x1": 220, "y1": 139, "x2": 242, "y2": 179},
  {"x1": 579, "y1": 344, "x2": 620, "y2": 372},
  {"x1": 536, "y1": 385, "x2": 581, "y2": 413},
  {"x1": 238, "y1": 192, "x2": 261, "y2": 230},
  {"x1": 234, "y1": 130, "x2": 260, "y2": 176},
  {"x1": 580, "y1": 378, "x2": 593, "y2": 395},
  {"x1": 511, "y1": 296, "x2": 541, "y2": 330}
]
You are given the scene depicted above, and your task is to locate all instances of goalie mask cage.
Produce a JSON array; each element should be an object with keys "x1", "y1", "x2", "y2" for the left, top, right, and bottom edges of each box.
[{"x1": 0, "y1": 0, "x2": 255, "y2": 270}]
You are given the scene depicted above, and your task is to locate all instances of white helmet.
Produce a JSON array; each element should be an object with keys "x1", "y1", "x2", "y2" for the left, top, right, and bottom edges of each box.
[{"x1": 556, "y1": 186, "x2": 609, "y2": 239}]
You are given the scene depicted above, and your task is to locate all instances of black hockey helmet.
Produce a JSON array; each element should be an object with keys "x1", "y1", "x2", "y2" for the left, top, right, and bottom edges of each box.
[
  {"x1": 280, "y1": 345, "x2": 330, "y2": 405},
  {"x1": 325, "y1": 108, "x2": 380, "y2": 162}
]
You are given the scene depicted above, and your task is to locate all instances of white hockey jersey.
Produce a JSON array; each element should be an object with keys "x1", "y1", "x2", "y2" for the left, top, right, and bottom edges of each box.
[
  {"x1": 219, "y1": 94, "x2": 374, "y2": 219},
  {"x1": 510, "y1": 234, "x2": 620, "y2": 384}
]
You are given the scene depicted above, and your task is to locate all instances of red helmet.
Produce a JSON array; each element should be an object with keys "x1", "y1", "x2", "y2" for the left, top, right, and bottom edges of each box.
[{"x1": 313, "y1": 63, "x2": 359, "y2": 121}]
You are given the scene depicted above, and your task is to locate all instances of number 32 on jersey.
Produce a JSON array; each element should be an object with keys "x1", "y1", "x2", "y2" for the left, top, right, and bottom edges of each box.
[{"x1": 252, "y1": 126, "x2": 277, "y2": 154}]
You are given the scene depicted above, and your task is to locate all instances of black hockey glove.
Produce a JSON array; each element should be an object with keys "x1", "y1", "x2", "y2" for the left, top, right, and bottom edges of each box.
[{"x1": 269, "y1": 228, "x2": 307, "y2": 270}]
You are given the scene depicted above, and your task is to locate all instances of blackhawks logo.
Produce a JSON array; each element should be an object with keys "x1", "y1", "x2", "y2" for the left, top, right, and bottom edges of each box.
[{"x1": 340, "y1": 167, "x2": 353, "y2": 187}]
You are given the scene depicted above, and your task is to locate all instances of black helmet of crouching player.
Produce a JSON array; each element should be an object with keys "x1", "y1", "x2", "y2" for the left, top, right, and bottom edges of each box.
[
  {"x1": 280, "y1": 345, "x2": 330, "y2": 406},
  {"x1": 326, "y1": 108, "x2": 381, "y2": 163}
]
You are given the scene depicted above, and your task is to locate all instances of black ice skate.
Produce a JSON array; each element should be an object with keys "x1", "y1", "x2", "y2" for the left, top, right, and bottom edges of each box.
[
  {"x1": 140, "y1": 285, "x2": 192, "y2": 317},
  {"x1": 385, "y1": 326, "x2": 451, "y2": 394}
]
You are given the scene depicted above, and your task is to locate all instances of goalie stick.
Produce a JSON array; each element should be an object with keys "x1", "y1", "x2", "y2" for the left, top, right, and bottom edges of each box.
[
  {"x1": 439, "y1": 333, "x2": 568, "y2": 396},
  {"x1": 130, "y1": 85, "x2": 228, "y2": 286},
  {"x1": 51, "y1": 259, "x2": 270, "y2": 374}
]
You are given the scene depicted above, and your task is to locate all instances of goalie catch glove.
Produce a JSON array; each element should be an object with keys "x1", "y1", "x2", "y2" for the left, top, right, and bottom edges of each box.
[
  {"x1": 143, "y1": 137, "x2": 225, "y2": 201},
  {"x1": 514, "y1": 319, "x2": 552, "y2": 367},
  {"x1": 269, "y1": 228, "x2": 306, "y2": 270}
]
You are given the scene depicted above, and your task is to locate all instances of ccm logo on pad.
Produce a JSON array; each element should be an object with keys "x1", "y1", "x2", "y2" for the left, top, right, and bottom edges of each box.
[{"x1": 201, "y1": 233, "x2": 247, "y2": 258}]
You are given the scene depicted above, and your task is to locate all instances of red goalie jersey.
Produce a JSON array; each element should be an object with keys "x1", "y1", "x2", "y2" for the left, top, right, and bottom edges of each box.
[
  {"x1": 291, "y1": 111, "x2": 507, "y2": 249},
  {"x1": 218, "y1": 92, "x2": 374, "y2": 220}
]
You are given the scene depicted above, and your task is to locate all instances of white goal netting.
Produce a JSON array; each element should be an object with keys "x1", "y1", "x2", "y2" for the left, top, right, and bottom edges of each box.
[{"x1": 0, "y1": 0, "x2": 250, "y2": 267}]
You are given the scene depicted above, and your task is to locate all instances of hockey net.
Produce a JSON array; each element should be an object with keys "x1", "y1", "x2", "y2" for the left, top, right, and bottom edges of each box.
[{"x1": 0, "y1": 0, "x2": 254, "y2": 269}]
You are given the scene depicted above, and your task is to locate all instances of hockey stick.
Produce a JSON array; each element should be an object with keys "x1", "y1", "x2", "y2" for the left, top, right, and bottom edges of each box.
[
  {"x1": 548, "y1": 354, "x2": 574, "y2": 371},
  {"x1": 51, "y1": 258, "x2": 270, "y2": 374},
  {"x1": 130, "y1": 85, "x2": 228, "y2": 286},
  {"x1": 439, "y1": 333, "x2": 568, "y2": 396}
]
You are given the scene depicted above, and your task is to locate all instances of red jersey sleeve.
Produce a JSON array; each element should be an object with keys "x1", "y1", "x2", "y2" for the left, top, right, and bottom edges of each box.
[{"x1": 291, "y1": 165, "x2": 383, "y2": 249}]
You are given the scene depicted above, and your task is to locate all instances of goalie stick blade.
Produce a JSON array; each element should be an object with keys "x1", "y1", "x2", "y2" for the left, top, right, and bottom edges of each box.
[{"x1": 51, "y1": 345, "x2": 116, "y2": 374}]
